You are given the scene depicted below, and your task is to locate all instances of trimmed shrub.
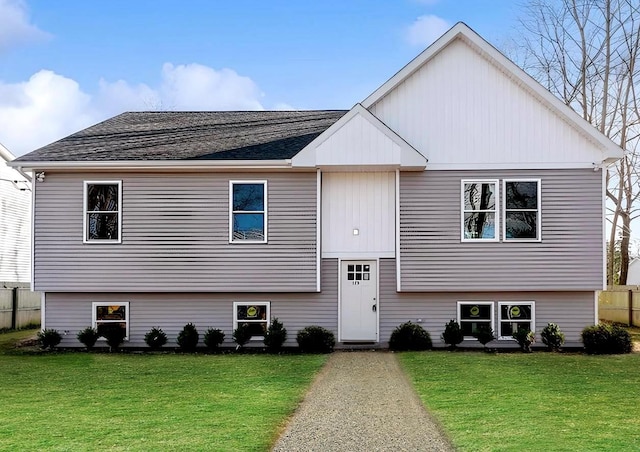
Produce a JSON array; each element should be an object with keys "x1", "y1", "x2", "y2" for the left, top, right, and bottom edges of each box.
[
  {"x1": 177, "y1": 323, "x2": 199, "y2": 352},
  {"x1": 474, "y1": 324, "x2": 495, "y2": 347},
  {"x1": 441, "y1": 319, "x2": 464, "y2": 349},
  {"x1": 37, "y1": 329, "x2": 62, "y2": 350},
  {"x1": 144, "y1": 327, "x2": 168, "y2": 350},
  {"x1": 233, "y1": 323, "x2": 253, "y2": 348},
  {"x1": 389, "y1": 322, "x2": 432, "y2": 351},
  {"x1": 296, "y1": 326, "x2": 335, "y2": 353},
  {"x1": 581, "y1": 324, "x2": 632, "y2": 355},
  {"x1": 512, "y1": 327, "x2": 535, "y2": 353},
  {"x1": 101, "y1": 324, "x2": 126, "y2": 351},
  {"x1": 541, "y1": 323, "x2": 565, "y2": 351},
  {"x1": 203, "y1": 328, "x2": 225, "y2": 351},
  {"x1": 264, "y1": 318, "x2": 287, "y2": 352},
  {"x1": 77, "y1": 326, "x2": 99, "y2": 350}
]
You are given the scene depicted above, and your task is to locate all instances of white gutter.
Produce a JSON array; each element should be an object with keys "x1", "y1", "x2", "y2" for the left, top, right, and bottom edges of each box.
[{"x1": 7, "y1": 159, "x2": 293, "y2": 170}]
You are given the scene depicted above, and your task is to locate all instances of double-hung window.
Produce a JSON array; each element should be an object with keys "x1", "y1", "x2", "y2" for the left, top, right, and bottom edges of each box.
[
  {"x1": 84, "y1": 181, "x2": 122, "y2": 243},
  {"x1": 92, "y1": 302, "x2": 129, "y2": 340},
  {"x1": 230, "y1": 181, "x2": 267, "y2": 243},
  {"x1": 457, "y1": 302, "x2": 494, "y2": 338},
  {"x1": 233, "y1": 302, "x2": 270, "y2": 340},
  {"x1": 461, "y1": 180, "x2": 498, "y2": 241},
  {"x1": 503, "y1": 180, "x2": 540, "y2": 241},
  {"x1": 498, "y1": 302, "x2": 535, "y2": 340}
]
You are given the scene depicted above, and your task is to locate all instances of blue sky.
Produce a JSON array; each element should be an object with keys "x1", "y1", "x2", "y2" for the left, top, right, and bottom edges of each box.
[{"x1": 0, "y1": 0, "x2": 520, "y2": 155}]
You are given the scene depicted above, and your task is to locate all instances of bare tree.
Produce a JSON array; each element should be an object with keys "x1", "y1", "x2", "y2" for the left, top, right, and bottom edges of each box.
[{"x1": 514, "y1": 0, "x2": 640, "y2": 284}]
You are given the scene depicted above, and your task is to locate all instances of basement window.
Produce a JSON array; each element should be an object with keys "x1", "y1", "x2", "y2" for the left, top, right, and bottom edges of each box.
[{"x1": 233, "y1": 302, "x2": 270, "y2": 340}]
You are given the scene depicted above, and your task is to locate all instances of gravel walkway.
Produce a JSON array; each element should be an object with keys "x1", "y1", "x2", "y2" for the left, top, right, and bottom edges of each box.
[{"x1": 272, "y1": 351, "x2": 454, "y2": 451}]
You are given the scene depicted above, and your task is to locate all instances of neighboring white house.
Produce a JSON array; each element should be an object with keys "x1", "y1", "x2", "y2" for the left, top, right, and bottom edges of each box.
[
  {"x1": 626, "y1": 259, "x2": 640, "y2": 285},
  {"x1": 0, "y1": 143, "x2": 31, "y2": 283}
]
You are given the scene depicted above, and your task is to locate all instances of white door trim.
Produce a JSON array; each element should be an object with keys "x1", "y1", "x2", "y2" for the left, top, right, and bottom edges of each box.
[{"x1": 338, "y1": 258, "x2": 379, "y2": 342}]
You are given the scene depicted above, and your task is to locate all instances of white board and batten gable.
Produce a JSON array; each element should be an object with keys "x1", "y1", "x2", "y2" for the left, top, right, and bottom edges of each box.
[
  {"x1": 362, "y1": 22, "x2": 623, "y2": 170},
  {"x1": 0, "y1": 144, "x2": 31, "y2": 283}
]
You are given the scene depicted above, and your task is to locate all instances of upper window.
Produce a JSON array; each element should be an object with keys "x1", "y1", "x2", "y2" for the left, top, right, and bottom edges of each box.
[
  {"x1": 498, "y1": 302, "x2": 535, "y2": 340},
  {"x1": 92, "y1": 302, "x2": 129, "y2": 340},
  {"x1": 84, "y1": 181, "x2": 122, "y2": 244},
  {"x1": 457, "y1": 302, "x2": 494, "y2": 339},
  {"x1": 461, "y1": 180, "x2": 498, "y2": 241},
  {"x1": 230, "y1": 181, "x2": 267, "y2": 243},
  {"x1": 233, "y1": 302, "x2": 270, "y2": 340},
  {"x1": 504, "y1": 180, "x2": 541, "y2": 241}
]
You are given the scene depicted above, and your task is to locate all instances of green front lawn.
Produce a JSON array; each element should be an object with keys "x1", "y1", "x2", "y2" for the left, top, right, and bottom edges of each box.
[
  {"x1": 0, "y1": 331, "x2": 326, "y2": 451},
  {"x1": 399, "y1": 351, "x2": 640, "y2": 452}
]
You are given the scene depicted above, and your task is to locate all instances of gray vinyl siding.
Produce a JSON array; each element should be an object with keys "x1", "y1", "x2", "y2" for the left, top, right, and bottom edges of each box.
[
  {"x1": 34, "y1": 171, "x2": 317, "y2": 292},
  {"x1": 379, "y1": 259, "x2": 594, "y2": 346},
  {"x1": 45, "y1": 259, "x2": 338, "y2": 348},
  {"x1": 400, "y1": 169, "x2": 603, "y2": 291}
]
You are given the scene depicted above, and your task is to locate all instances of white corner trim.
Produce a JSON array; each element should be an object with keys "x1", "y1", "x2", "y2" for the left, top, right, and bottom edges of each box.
[
  {"x1": 40, "y1": 292, "x2": 45, "y2": 330},
  {"x1": 395, "y1": 169, "x2": 401, "y2": 292},
  {"x1": 316, "y1": 169, "x2": 321, "y2": 292}
]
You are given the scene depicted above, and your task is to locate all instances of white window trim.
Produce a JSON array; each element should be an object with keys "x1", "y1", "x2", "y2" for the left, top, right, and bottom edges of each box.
[
  {"x1": 457, "y1": 301, "x2": 495, "y2": 340},
  {"x1": 498, "y1": 301, "x2": 536, "y2": 340},
  {"x1": 461, "y1": 179, "x2": 499, "y2": 242},
  {"x1": 229, "y1": 180, "x2": 268, "y2": 244},
  {"x1": 233, "y1": 301, "x2": 271, "y2": 340},
  {"x1": 83, "y1": 180, "x2": 122, "y2": 244},
  {"x1": 92, "y1": 301, "x2": 130, "y2": 341},
  {"x1": 502, "y1": 179, "x2": 542, "y2": 242}
]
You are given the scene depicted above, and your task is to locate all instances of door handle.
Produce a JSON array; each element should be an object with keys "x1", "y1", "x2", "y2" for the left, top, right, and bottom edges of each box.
[{"x1": 372, "y1": 304, "x2": 377, "y2": 312}]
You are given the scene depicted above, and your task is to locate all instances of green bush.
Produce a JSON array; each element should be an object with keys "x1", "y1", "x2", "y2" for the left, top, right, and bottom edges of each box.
[
  {"x1": 264, "y1": 318, "x2": 287, "y2": 352},
  {"x1": 389, "y1": 322, "x2": 432, "y2": 351},
  {"x1": 144, "y1": 327, "x2": 168, "y2": 350},
  {"x1": 233, "y1": 323, "x2": 253, "y2": 348},
  {"x1": 101, "y1": 325, "x2": 126, "y2": 351},
  {"x1": 77, "y1": 327, "x2": 99, "y2": 350},
  {"x1": 581, "y1": 324, "x2": 632, "y2": 355},
  {"x1": 177, "y1": 323, "x2": 199, "y2": 352},
  {"x1": 441, "y1": 319, "x2": 464, "y2": 349},
  {"x1": 474, "y1": 324, "x2": 495, "y2": 347},
  {"x1": 37, "y1": 329, "x2": 62, "y2": 350},
  {"x1": 512, "y1": 327, "x2": 535, "y2": 353},
  {"x1": 541, "y1": 323, "x2": 565, "y2": 351},
  {"x1": 296, "y1": 326, "x2": 335, "y2": 353},
  {"x1": 203, "y1": 328, "x2": 225, "y2": 350}
]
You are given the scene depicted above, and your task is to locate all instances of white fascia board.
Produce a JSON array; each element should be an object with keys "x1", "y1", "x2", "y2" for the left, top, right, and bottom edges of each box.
[
  {"x1": 427, "y1": 162, "x2": 605, "y2": 170},
  {"x1": 0, "y1": 142, "x2": 16, "y2": 162},
  {"x1": 362, "y1": 21, "x2": 623, "y2": 162},
  {"x1": 7, "y1": 159, "x2": 293, "y2": 171},
  {"x1": 292, "y1": 103, "x2": 427, "y2": 169}
]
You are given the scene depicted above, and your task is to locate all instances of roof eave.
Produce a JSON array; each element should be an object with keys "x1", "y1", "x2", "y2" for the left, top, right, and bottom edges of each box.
[{"x1": 7, "y1": 159, "x2": 293, "y2": 171}]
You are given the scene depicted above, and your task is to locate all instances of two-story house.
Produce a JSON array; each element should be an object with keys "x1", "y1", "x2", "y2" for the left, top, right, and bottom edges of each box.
[{"x1": 9, "y1": 23, "x2": 622, "y2": 348}]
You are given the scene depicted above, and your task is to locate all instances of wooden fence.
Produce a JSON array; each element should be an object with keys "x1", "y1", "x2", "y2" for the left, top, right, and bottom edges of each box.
[
  {"x1": 0, "y1": 283, "x2": 41, "y2": 330},
  {"x1": 598, "y1": 286, "x2": 640, "y2": 327}
]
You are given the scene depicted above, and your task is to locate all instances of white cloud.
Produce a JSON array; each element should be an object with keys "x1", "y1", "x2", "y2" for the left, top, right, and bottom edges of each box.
[
  {"x1": 0, "y1": 0, "x2": 49, "y2": 52},
  {"x1": 160, "y1": 63, "x2": 264, "y2": 111},
  {"x1": 0, "y1": 70, "x2": 96, "y2": 156},
  {"x1": 273, "y1": 102, "x2": 296, "y2": 111},
  {"x1": 405, "y1": 15, "x2": 451, "y2": 47},
  {"x1": 0, "y1": 63, "x2": 271, "y2": 156}
]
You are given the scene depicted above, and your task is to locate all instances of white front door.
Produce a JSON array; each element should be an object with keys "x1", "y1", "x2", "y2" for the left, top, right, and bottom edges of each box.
[{"x1": 340, "y1": 260, "x2": 378, "y2": 341}]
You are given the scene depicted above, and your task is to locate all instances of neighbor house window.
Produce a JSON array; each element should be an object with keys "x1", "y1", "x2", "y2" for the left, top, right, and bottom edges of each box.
[
  {"x1": 503, "y1": 180, "x2": 540, "y2": 241},
  {"x1": 461, "y1": 180, "x2": 498, "y2": 241},
  {"x1": 92, "y1": 302, "x2": 129, "y2": 340},
  {"x1": 498, "y1": 302, "x2": 535, "y2": 340},
  {"x1": 233, "y1": 302, "x2": 270, "y2": 339},
  {"x1": 230, "y1": 181, "x2": 267, "y2": 243},
  {"x1": 458, "y1": 302, "x2": 494, "y2": 339},
  {"x1": 84, "y1": 181, "x2": 122, "y2": 243}
]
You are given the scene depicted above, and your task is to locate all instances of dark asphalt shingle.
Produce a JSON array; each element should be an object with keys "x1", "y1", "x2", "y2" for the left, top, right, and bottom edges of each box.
[{"x1": 15, "y1": 110, "x2": 347, "y2": 162}]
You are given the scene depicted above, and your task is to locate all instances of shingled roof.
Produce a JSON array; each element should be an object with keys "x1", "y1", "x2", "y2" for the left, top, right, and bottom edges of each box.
[{"x1": 15, "y1": 110, "x2": 347, "y2": 162}]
